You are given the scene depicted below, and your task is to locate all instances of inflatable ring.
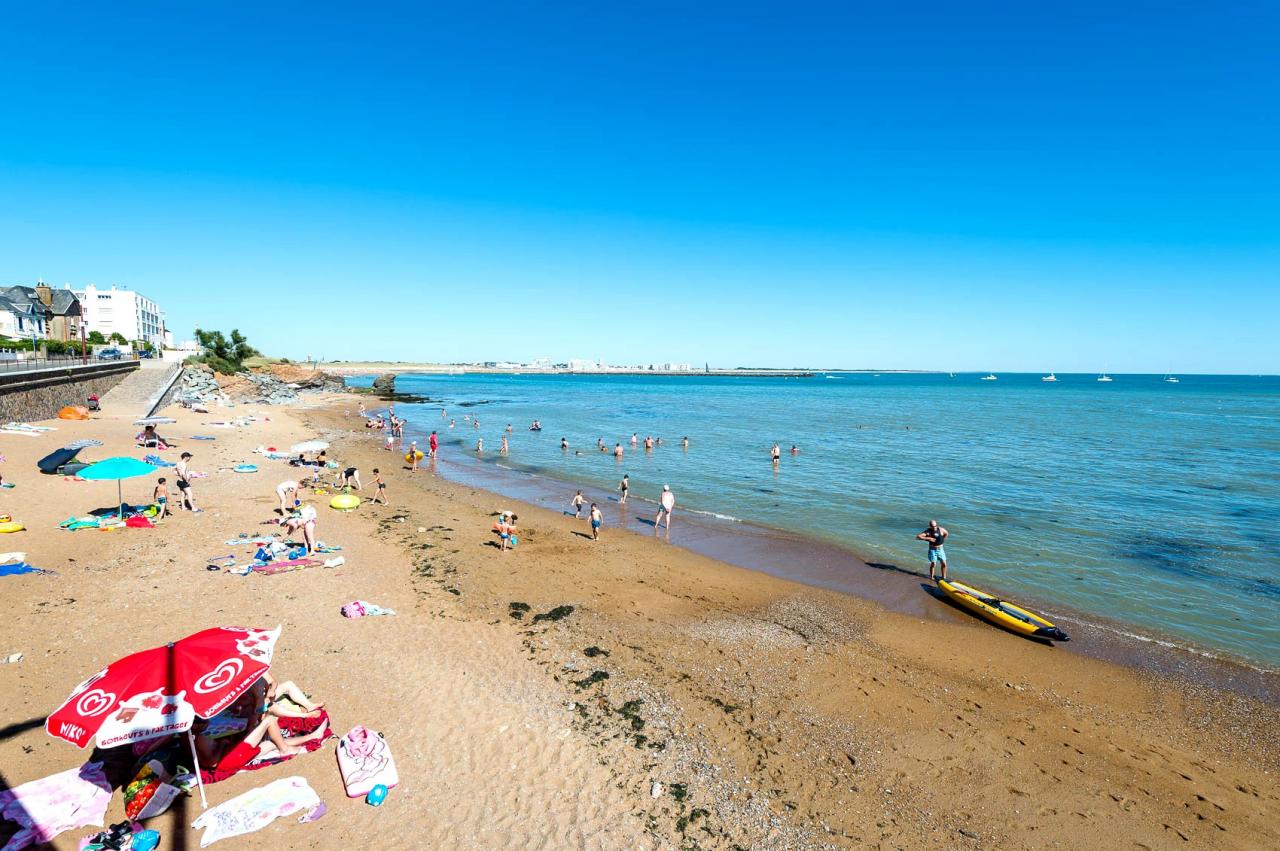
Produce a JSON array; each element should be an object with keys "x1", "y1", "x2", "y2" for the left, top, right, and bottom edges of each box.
[
  {"x1": 404, "y1": 450, "x2": 424, "y2": 462},
  {"x1": 0, "y1": 522, "x2": 25, "y2": 533},
  {"x1": 233, "y1": 464, "x2": 258, "y2": 473},
  {"x1": 330, "y1": 494, "x2": 361, "y2": 511}
]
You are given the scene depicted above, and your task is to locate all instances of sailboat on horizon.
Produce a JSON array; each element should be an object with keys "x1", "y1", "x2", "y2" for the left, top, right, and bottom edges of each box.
[
  {"x1": 1097, "y1": 373, "x2": 1113, "y2": 382},
  {"x1": 980, "y1": 373, "x2": 998, "y2": 381},
  {"x1": 1163, "y1": 373, "x2": 1180, "y2": 383},
  {"x1": 1041, "y1": 372, "x2": 1058, "y2": 382}
]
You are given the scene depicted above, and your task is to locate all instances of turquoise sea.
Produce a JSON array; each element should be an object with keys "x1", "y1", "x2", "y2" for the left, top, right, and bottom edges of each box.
[{"x1": 350, "y1": 372, "x2": 1280, "y2": 670}]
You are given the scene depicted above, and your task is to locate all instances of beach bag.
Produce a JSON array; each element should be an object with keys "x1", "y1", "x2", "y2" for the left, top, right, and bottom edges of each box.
[{"x1": 337, "y1": 725, "x2": 398, "y2": 798}]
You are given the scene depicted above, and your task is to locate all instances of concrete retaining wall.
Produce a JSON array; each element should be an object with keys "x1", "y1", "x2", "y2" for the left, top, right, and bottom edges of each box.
[{"x1": 0, "y1": 362, "x2": 138, "y2": 422}]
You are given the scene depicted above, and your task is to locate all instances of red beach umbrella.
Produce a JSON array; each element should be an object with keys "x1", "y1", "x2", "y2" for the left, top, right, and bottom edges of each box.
[{"x1": 46, "y1": 625, "x2": 281, "y2": 808}]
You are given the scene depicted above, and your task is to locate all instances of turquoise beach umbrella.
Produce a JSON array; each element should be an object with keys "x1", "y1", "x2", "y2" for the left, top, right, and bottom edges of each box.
[{"x1": 79, "y1": 456, "x2": 157, "y2": 518}]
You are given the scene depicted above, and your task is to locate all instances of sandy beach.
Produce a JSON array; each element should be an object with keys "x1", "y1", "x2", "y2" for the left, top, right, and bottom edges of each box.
[{"x1": 1, "y1": 391, "x2": 1277, "y2": 850}]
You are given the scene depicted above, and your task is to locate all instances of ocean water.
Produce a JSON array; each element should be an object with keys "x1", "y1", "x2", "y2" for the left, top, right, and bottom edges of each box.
[{"x1": 350, "y1": 372, "x2": 1280, "y2": 669}]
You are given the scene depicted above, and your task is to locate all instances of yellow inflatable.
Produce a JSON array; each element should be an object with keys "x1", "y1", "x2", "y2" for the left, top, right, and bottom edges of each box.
[
  {"x1": 0, "y1": 522, "x2": 25, "y2": 533},
  {"x1": 329, "y1": 494, "x2": 361, "y2": 511},
  {"x1": 405, "y1": 450, "x2": 424, "y2": 462}
]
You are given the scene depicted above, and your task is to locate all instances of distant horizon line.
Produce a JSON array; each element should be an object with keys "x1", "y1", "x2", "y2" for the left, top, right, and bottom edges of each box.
[{"x1": 317, "y1": 361, "x2": 1276, "y2": 377}]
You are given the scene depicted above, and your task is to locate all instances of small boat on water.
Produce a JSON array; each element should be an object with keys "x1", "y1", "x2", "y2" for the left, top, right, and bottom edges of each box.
[
  {"x1": 1041, "y1": 373, "x2": 1058, "y2": 382},
  {"x1": 1097, "y1": 373, "x2": 1113, "y2": 382},
  {"x1": 980, "y1": 373, "x2": 998, "y2": 381},
  {"x1": 936, "y1": 579, "x2": 1069, "y2": 642},
  {"x1": 1163, "y1": 374, "x2": 1180, "y2": 383}
]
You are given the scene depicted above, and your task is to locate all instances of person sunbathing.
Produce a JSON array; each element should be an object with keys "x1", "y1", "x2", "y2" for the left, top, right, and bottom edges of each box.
[
  {"x1": 259, "y1": 673, "x2": 325, "y2": 719},
  {"x1": 193, "y1": 714, "x2": 330, "y2": 782},
  {"x1": 138, "y1": 425, "x2": 169, "y2": 449}
]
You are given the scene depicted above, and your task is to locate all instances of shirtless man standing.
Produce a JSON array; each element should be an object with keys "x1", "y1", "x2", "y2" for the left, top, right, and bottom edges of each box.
[{"x1": 916, "y1": 520, "x2": 949, "y2": 581}]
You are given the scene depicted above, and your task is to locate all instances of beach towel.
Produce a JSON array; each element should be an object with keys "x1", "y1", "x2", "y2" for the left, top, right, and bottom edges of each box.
[
  {"x1": 142, "y1": 454, "x2": 174, "y2": 467},
  {"x1": 191, "y1": 776, "x2": 321, "y2": 847},
  {"x1": 0, "y1": 761, "x2": 112, "y2": 851},
  {"x1": 251, "y1": 559, "x2": 324, "y2": 575},
  {"x1": 190, "y1": 435, "x2": 216, "y2": 440},
  {"x1": 124, "y1": 516, "x2": 155, "y2": 529},
  {"x1": 225, "y1": 536, "x2": 281, "y2": 546},
  {"x1": 341, "y1": 600, "x2": 396, "y2": 618},
  {"x1": 0, "y1": 562, "x2": 52, "y2": 577},
  {"x1": 59, "y1": 516, "x2": 101, "y2": 531}
]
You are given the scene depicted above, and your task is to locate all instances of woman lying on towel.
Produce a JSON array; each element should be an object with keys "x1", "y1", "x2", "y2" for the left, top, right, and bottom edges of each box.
[
  {"x1": 258, "y1": 672, "x2": 325, "y2": 720},
  {"x1": 193, "y1": 714, "x2": 330, "y2": 784}
]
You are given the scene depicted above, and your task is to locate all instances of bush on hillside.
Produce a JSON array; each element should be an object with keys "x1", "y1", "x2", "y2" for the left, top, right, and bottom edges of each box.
[{"x1": 193, "y1": 327, "x2": 260, "y2": 374}]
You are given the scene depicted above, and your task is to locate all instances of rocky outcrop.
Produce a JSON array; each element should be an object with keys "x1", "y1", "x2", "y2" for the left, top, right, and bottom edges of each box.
[
  {"x1": 294, "y1": 371, "x2": 346, "y2": 393},
  {"x1": 175, "y1": 364, "x2": 223, "y2": 406},
  {"x1": 372, "y1": 373, "x2": 397, "y2": 395},
  {"x1": 176, "y1": 363, "x2": 346, "y2": 407}
]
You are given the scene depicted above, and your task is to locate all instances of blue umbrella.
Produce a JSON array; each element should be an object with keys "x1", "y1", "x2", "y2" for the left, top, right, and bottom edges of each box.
[{"x1": 79, "y1": 456, "x2": 158, "y2": 518}]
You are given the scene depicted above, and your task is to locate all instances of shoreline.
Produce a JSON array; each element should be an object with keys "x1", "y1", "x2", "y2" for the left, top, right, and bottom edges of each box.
[
  {"x1": 394, "y1": 418, "x2": 1279, "y2": 699},
  {"x1": 305, "y1": 398, "x2": 1280, "y2": 847}
]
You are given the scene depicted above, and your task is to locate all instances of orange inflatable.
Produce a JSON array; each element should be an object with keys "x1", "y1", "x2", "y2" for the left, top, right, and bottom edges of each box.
[{"x1": 58, "y1": 406, "x2": 90, "y2": 420}]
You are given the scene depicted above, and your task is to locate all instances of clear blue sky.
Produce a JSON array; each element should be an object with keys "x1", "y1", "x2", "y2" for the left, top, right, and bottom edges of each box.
[{"x1": 1, "y1": 2, "x2": 1276, "y2": 372}]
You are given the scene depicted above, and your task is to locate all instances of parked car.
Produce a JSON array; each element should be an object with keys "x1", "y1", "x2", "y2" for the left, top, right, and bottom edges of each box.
[
  {"x1": 138, "y1": 348, "x2": 155, "y2": 359},
  {"x1": 97, "y1": 348, "x2": 124, "y2": 361}
]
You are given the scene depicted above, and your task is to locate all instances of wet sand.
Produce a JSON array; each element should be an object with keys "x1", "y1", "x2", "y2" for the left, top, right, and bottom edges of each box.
[{"x1": 0, "y1": 393, "x2": 1277, "y2": 849}]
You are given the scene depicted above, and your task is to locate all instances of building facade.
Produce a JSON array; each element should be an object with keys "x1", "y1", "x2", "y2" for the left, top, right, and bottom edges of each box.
[
  {"x1": 72, "y1": 284, "x2": 166, "y2": 346},
  {"x1": 0, "y1": 283, "x2": 83, "y2": 343}
]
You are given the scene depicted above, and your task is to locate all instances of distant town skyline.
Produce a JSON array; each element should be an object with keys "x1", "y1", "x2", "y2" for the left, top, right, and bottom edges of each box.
[{"x1": 1, "y1": 3, "x2": 1276, "y2": 373}]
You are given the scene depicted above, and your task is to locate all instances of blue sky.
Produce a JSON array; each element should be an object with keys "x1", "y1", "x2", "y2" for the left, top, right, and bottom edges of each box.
[{"x1": 1, "y1": 1, "x2": 1276, "y2": 372}]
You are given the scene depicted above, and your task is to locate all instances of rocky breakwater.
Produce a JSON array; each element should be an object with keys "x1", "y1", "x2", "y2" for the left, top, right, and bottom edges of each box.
[{"x1": 176, "y1": 363, "x2": 347, "y2": 406}]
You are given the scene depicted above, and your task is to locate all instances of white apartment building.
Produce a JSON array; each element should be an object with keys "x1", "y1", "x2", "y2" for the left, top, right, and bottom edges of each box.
[{"x1": 70, "y1": 284, "x2": 167, "y2": 346}]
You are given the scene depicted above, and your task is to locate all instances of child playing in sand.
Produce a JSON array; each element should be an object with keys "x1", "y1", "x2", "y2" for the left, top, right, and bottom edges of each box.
[
  {"x1": 498, "y1": 513, "x2": 517, "y2": 552},
  {"x1": 572, "y1": 491, "x2": 586, "y2": 518},
  {"x1": 153, "y1": 478, "x2": 169, "y2": 520},
  {"x1": 370, "y1": 469, "x2": 387, "y2": 505}
]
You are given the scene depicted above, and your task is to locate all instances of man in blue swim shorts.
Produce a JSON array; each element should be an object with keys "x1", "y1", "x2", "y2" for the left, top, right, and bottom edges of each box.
[{"x1": 916, "y1": 519, "x2": 949, "y2": 581}]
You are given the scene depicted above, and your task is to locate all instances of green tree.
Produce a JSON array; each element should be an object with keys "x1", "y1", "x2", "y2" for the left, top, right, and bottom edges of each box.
[
  {"x1": 108, "y1": 332, "x2": 128, "y2": 345},
  {"x1": 194, "y1": 327, "x2": 260, "y2": 374},
  {"x1": 87, "y1": 330, "x2": 107, "y2": 345}
]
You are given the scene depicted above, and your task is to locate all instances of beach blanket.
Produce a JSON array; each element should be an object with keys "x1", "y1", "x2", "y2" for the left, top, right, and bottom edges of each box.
[
  {"x1": 341, "y1": 600, "x2": 396, "y2": 618},
  {"x1": 2, "y1": 423, "x2": 55, "y2": 432},
  {"x1": 190, "y1": 435, "x2": 216, "y2": 440},
  {"x1": 252, "y1": 559, "x2": 324, "y2": 575},
  {"x1": 225, "y1": 536, "x2": 281, "y2": 546},
  {"x1": 60, "y1": 516, "x2": 101, "y2": 531},
  {"x1": 0, "y1": 762, "x2": 112, "y2": 851},
  {"x1": 191, "y1": 776, "x2": 321, "y2": 847},
  {"x1": 142, "y1": 454, "x2": 174, "y2": 467}
]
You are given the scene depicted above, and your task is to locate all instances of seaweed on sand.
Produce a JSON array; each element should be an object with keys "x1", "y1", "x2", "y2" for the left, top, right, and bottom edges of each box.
[
  {"x1": 532, "y1": 604, "x2": 574, "y2": 623},
  {"x1": 573, "y1": 670, "x2": 609, "y2": 690},
  {"x1": 508, "y1": 602, "x2": 531, "y2": 619}
]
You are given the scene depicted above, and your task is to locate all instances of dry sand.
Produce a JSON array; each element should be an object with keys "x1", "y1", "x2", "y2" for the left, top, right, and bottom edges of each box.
[{"x1": 0, "y1": 393, "x2": 1276, "y2": 850}]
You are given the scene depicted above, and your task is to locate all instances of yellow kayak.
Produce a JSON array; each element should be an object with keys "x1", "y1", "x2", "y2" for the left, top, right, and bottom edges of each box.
[{"x1": 937, "y1": 579, "x2": 1069, "y2": 642}]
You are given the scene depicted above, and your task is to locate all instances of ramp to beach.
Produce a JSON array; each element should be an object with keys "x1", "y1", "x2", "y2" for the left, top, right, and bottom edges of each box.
[{"x1": 100, "y1": 360, "x2": 182, "y2": 415}]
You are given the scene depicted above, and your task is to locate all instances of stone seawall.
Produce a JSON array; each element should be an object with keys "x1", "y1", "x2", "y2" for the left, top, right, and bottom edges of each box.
[{"x1": 0, "y1": 362, "x2": 138, "y2": 422}]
